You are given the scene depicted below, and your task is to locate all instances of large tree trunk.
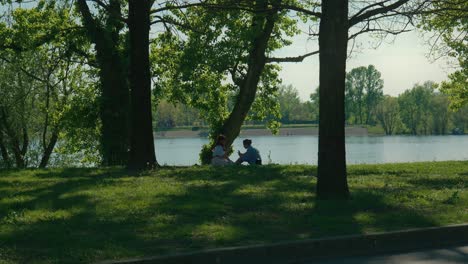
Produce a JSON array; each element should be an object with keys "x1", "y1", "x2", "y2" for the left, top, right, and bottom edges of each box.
[
  {"x1": 77, "y1": 0, "x2": 130, "y2": 166},
  {"x1": 99, "y1": 46, "x2": 130, "y2": 166},
  {"x1": 316, "y1": 0, "x2": 350, "y2": 199},
  {"x1": 127, "y1": 0, "x2": 157, "y2": 170},
  {"x1": 217, "y1": 2, "x2": 278, "y2": 147}
]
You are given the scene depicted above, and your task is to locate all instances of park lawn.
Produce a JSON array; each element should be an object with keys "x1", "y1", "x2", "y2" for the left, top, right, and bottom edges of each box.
[{"x1": 0, "y1": 161, "x2": 467, "y2": 263}]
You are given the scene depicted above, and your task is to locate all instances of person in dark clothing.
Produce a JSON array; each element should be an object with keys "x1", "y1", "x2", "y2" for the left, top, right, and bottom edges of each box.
[{"x1": 236, "y1": 139, "x2": 262, "y2": 165}]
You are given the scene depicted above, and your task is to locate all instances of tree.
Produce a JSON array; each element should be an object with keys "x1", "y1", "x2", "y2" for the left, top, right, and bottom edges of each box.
[
  {"x1": 420, "y1": 0, "x2": 468, "y2": 109},
  {"x1": 346, "y1": 67, "x2": 367, "y2": 124},
  {"x1": 398, "y1": 82, "x2": 435, "y2": 135},
  {"x1": 126, "y1": 0, "x2": 157, "y2": 170},
  {"x1": 1, "y1": 0, "x2": 132, "y2": 166},
  {"x1": 345, "y1": 65, "x2": 384, "y2": 125},
  {"x1": 308, "y1": 88, "x2": 320, "y2": 122},
  {"x1": 364, "y1": 65, "x2": 384, "y2": 125},
  {"x1": 316, "y1": 0, "x2": 349, "y2": 199},
  {"x1": 153, "y1": 0, "x2": 318, "y2": 164},
  {"x1": 376, "y1": 96, "x2": 401, "y2": 135},
  {"x1": 76, "y1": 0, "x2": 207, "y2": 169},
  {"x1": 278, "y1": 85, "x2": 301, "y2": 123},
  {"x1": 0, "y1": 4, "x2": 90, "y2": 168},
  {"x1": 451, "y1": 105, "x2": 468, "y2": 134},
  {"x1": 431, "y1": 93, "x2": 450, "y2": 135},
  {"x1": 290, "y1": 0, "x2": 436, "y2": 199},
  {"x1": 76, "y1": 0, "x2": 130, "y2": 166}
]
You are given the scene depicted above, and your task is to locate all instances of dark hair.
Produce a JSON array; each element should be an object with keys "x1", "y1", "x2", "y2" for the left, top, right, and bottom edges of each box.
[
  {"x1": 215, "y1": 134, "x2": 226, "y2": 147},
  {"x1": 243, "y1": 139, "x2": 252, "y2": 146}
]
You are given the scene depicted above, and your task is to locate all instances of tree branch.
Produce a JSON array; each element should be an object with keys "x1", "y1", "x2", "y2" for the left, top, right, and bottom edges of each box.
[
  {"x1": 278, "y1": 3, "x2": 321, "y2": 18},
  {"x1": 349, "y1": 0, "x2": 411, "y2": 27},
  {"x1": 88, "y1": 0, "x2": 128, "y2": 23},
  {"x1": 0, "y1": 55, "x2": 48, "y2": 83},
  {"x1": 266, "y1": 50, "x2": 319, "y2": 63}
]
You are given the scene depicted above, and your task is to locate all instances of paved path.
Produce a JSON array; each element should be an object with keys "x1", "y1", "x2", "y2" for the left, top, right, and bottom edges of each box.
[{"x1": 303, "y1": 245, "x2": 468, "y2": 264}]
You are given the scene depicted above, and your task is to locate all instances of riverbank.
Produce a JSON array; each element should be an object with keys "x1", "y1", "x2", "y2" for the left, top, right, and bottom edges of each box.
[
  {"x1": 1, "y1": 161, "x2": 466, "y2": 263},
  {"x1": 155, "y1": 126, "x2": 372, "y2": 138}
]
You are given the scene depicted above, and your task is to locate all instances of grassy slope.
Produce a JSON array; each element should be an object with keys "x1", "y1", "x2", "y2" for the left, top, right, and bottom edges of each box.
[{"x1": 0, "y1": 161, "x2": 467, "y2": 263}]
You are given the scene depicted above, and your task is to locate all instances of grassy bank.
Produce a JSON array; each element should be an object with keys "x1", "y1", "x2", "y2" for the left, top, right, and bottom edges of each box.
[
  {"x1": 155, "y1": 124, "x2": 319, "y2": 131},
  {"x1": 0, "y1": 161, "x2": 467, "y2": 263}
]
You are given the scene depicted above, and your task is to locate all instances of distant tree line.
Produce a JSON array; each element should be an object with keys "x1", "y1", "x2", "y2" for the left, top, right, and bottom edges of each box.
[{"x1": 155, "y1": 64, "x2": 468, "y2": 136}]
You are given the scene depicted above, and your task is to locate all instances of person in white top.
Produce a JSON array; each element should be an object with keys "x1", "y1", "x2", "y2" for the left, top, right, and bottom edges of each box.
[{"x1": 211, "y1": 134, "x2": 234, "y2": 166}]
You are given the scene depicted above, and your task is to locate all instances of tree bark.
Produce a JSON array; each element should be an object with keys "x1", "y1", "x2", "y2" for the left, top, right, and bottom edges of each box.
[
  {"x1": 127, "y1": 0, "x2": 157, "y2": 170},
  {"x1": 39, "y1": 127, "x2": 59, "y2": 168},
  {"x1": 0, "y1": 130, "x2": 11, "y2": 168},
  {"x1": 316, "y1": 0, "x2": 350, "y2": 200},
  {"x1": 76, "y1": 0, "x2": 130, "y2": 166},
  {"x1": 0, "y1": 107, "x2": 26, "y2": 168}
]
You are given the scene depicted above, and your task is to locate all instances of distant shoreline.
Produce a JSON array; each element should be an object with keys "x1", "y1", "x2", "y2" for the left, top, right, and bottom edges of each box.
[{"x1": 155, "y1": 127, "x2": 371, "y2": 138}]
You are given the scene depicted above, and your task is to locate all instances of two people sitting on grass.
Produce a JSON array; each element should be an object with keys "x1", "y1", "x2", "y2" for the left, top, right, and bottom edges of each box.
[{"x1": 211, "y1": 135, "x2": 262, "y2": 166}]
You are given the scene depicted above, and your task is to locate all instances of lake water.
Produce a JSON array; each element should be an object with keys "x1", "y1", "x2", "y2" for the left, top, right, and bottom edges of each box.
[{"x1": 154, "y1": 135, "x2": 468, "y2": 165}]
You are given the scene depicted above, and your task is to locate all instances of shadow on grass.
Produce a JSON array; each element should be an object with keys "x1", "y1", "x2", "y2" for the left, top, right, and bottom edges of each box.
[
  {"x1": 406, "y1": 177, "x2": 466, "y2": 190},
  {"x1": 0, "y1": 166, "x2": 438, "y2": 263}
]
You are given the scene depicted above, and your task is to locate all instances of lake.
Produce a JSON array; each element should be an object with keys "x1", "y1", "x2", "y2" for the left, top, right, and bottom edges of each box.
[{"x1": 154, "y1": 135, "x2": 468, "y2": 165}]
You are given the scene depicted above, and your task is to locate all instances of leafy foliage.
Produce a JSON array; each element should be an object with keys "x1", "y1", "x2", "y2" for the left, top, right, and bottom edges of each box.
[
  {"x1": 151, "y1": 1, "x2": 302, "y2": 141},
  {"x1": 375, "y1": 95, "x2": 402, "y2": 135},
  {"x1": 345, "y1": 65, "x2": 384, "y2": 125},
  {"x1": 420, "y1": 0, "x2": 468, "y2": 109},
  {"x1": 398, "y1": 82, "x2": 436, "y2": 135},
  {"x1": 0, "y1": 2, "x2": 98, "y2": 168}
]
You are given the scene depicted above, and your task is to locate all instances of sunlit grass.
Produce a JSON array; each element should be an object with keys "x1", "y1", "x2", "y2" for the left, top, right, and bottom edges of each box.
[{"x1": 0, "y1": 161, "x2": 467, "y2": 263}]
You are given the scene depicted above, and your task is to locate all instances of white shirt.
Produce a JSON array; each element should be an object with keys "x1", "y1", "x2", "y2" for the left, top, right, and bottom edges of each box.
[{"x1": 212, "y1": 145, "x2": 225, "y2": 158}]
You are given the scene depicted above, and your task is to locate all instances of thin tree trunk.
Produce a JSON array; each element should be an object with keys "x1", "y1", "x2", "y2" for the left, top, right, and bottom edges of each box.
[
  {"x1": 358, "y1": 101, "x2": 363, "y2": 125},
  {"x1": 0, "y1": 130, "x2": 11, "y2": 168},
  {"x1": 127, "y1": 0, "x2": 157, "y2": 170},
  {"x1": 77, "y1": 0, "x2": 130, "y2": 166},
  {"x1": 39, "y1": 128, "x2": 59, "y2": 168},
  {"x1": 316, "y1": 0, "x2": 350, "y2": 200},
  {"x1": 20, "y1": 126, "x2": 28, "y2": 157},
  {"x1": 42, "y1": 83, "x2": 51, "y2": 154}
]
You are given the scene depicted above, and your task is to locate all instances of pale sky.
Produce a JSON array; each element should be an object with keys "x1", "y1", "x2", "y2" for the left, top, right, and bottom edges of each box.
[{"x1": 276, "y1": 29, "x2": 455, "y2": 102}]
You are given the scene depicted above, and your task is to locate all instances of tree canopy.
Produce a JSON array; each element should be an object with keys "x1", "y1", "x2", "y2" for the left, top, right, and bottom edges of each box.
[{"x1": 420, "y1": 0, "x2": 468, "y2": 109}]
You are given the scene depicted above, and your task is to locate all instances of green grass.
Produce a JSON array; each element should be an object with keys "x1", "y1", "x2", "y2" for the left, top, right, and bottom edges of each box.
[{"x1": 0, "y1": 161, "x2": 467, "y2": 263}]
